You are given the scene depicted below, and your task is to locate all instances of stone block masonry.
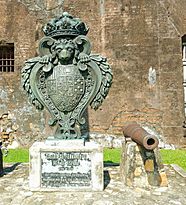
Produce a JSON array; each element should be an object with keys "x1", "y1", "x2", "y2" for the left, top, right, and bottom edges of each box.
[{"x1": 120, "y1": 138, "x2": 168, "y2": 188}]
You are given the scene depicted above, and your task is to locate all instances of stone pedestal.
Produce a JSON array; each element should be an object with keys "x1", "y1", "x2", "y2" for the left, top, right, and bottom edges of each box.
[
  {"x1": 29, "y1": 140, "x2": 103, "y2": 191},
  {"x1": 120, "y1": 139, "x2": 168, "y2": 188}
]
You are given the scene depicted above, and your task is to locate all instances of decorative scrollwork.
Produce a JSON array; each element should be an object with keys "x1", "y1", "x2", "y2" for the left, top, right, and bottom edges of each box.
[{"x1": 21, "y1": 12, "x2": 112, "y2": 140}]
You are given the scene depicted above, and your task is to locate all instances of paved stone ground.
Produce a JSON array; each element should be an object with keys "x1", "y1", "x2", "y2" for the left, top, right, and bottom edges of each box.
[{"x1": 0, "y1": 163, "x2": 185, "y2": 205}]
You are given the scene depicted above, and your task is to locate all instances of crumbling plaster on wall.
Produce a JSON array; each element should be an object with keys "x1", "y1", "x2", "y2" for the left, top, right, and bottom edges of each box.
[{"x1": 0, "y1": 0, "x2": 185, "y2": 146}]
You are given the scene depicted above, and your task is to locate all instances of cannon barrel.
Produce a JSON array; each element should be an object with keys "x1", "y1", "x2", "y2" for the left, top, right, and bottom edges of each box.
[{"x1": 123, "y1": 123, "x2": 159, "y2": 150}]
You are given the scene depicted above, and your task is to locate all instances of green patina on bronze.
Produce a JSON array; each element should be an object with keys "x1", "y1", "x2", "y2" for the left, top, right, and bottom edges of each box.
[{"x1": 21, "y1": 12, "x2": 113, "y2": 140}]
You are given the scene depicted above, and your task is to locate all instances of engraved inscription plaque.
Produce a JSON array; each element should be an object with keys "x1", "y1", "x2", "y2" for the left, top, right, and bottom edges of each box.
[{"x1": 41, "y1": 151, "x2": 92, "y2": 188}]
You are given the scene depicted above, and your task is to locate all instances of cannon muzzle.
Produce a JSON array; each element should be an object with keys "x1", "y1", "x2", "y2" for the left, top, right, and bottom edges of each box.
[{"x1": 123, "y1": 123, "x2": 159, "y2": 150}]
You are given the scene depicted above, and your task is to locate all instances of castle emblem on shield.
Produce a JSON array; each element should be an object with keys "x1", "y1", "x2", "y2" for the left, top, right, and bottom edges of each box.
[{"x1": 21, "y1": 12, "x2": 113, "y2": 140}]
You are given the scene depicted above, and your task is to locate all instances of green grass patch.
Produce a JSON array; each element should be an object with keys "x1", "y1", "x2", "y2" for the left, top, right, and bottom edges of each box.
[
  {"x1": 2, "y1": 148, "x2": 186, "y2": 172},
  {"x1": 104, "y1": 148, "x2": 186, "y2": 171},
  {"x1": 3, "y1": 148, "x2": 29, "y2": 163},
  {"x1": 104, "y1": 148, "x2": 121, "y2": 163},
  {"x1": 160, "y1": 149, "x2": 186, "y2": 171},
  {"x1": 4, "y1": 148, "x2": 122, "y2": 164}
]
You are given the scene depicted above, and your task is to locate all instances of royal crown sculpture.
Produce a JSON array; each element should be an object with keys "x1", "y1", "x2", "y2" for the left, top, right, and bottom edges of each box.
[{"x1": 21, "y1": 12, "x2": 113, "y2": 140}]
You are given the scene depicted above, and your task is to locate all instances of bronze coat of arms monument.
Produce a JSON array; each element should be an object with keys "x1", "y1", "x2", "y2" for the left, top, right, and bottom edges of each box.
[{"x1": 21, "y1": 12, "x2": 112, "y2": 191}]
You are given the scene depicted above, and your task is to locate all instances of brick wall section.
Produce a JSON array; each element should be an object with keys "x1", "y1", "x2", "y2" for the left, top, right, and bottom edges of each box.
[
  {"x1": 0, "y1": 0, "x2": 185, "y2": 146},
  {"x1": 89, "y1": 0, "x2": 186, "y2": 145},
  {"x1": 0, "y1": 1, "x2": 45, "y2": 146}
]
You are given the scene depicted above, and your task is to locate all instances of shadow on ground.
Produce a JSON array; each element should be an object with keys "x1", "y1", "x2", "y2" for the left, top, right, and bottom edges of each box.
[
  {"x1": 3, "y1": 163, "x2": 21, "y2": 175},
  {"x1": 104, "y1": 162, "x2": 120, "y2": 189},
  {"x1": 104, "y1": 170, "x2": 111, "y2": 189},
  {"x1": 104, "y1": 161, "x2": 120, "y2": 167}
]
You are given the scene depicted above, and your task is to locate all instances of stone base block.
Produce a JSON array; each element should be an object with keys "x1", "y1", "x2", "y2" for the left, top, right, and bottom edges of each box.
[
  {"x1": 120, "y1": 139, "x2": 168, "y2": 188},
  {"x1": 29, "y1": 141, "x2": 103, "y2": 191}
]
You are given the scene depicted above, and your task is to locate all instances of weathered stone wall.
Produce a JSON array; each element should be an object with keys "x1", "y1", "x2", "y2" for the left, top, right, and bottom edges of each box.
[
  {"x1": 0, "y1": 0, "x2": 185, "y2": 146},
  {"x1": 88, "y1": 0, "x2": 186, "y2": 145}
]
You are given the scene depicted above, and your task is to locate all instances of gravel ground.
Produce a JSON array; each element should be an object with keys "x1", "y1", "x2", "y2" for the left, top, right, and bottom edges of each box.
[{"x1": 0, "y1": 163, "x2": 185, "y2": 205}]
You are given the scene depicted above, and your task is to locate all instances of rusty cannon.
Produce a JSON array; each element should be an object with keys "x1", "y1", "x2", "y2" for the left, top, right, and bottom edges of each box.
[{"x1": 123, "y1": 123, "x2": 159, "y2": 150}]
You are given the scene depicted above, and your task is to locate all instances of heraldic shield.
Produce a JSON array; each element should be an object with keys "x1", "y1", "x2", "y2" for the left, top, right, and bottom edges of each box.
[
  {"x1": 21, "y1": 12, "x2": 113, "y2": 140},
  {"x1": 46, "y1": 65, "x2": 85, "y2": 112}
]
